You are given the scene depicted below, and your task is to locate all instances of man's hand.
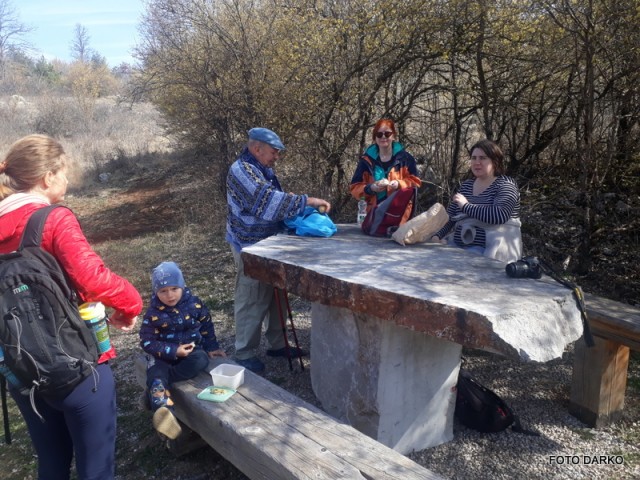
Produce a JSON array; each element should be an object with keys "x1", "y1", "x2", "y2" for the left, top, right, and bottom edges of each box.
[{"x1": 307, "y1": 197, "x2": 331, "y2": 213}]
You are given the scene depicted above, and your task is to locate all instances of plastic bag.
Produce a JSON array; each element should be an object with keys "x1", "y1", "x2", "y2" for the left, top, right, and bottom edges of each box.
[{"x1": 284, "y1": 207, "x2": 337, "y2": 237}]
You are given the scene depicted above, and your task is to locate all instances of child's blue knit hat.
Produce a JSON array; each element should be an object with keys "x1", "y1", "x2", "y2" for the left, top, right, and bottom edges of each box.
[{"x1": 151, "y1": 261, "x2": 186, "y2": 293}]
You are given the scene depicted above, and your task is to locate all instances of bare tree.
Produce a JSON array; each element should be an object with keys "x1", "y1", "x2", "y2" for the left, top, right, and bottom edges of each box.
[
  {"x1": 0, "y1": 0, "x2": 33, "y2": 78},
  {"x1": 70, "y1": 23, "x2": 92, "y2": 63}
]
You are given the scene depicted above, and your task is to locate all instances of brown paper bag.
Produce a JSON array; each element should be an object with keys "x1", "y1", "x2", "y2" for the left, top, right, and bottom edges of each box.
[{"x1": 391, "y1": 202, "x2": 449, "y2": 246}]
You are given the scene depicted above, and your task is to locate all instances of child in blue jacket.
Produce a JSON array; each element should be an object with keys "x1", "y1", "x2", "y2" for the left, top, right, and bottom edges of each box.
[{"x1": 140, "y1": 261, "x2": 226, "y2": 439}]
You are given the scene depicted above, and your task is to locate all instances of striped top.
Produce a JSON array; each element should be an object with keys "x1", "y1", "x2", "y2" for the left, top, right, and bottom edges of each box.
[{"x1": 434, "y1": 175, "x2": 520, "y2": 248}]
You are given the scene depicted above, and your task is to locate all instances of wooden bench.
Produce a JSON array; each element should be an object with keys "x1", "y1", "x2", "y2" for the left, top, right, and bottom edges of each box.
[
  {"x1": 135, "y1": 355, "x2": 441, "y2": 480},
  {"x1": 569, "y1": 294, "x2": 640, "y2": 427}
]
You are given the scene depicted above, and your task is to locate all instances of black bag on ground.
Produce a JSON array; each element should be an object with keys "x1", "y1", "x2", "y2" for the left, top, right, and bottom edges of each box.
[
  {"x1": 0, "y1": 205, "x2": 99, "y2": 401},
  {"x1": 455, "y1": 368, "x2": 538, "y2": 435}
]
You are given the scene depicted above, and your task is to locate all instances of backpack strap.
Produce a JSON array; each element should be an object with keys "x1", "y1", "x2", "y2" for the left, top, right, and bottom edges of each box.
[
  {"x1": 19, "y1": 205, "x2": 64, "y2": 249},
  {"x1": 510, "y1": 414, "x2": 540, "y2": 436},
  {"x1": 17, "y1": 205, "x2": 78, "y2": 303},
  {"x1": 1, "y1": 374, "x2": 10, "y2": 444}
]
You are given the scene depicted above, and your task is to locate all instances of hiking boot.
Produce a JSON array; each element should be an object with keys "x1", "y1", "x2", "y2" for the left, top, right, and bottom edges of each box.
[
  {"x1": 153, "y1": 406, "x2": 182, "y2": 440},
  {"x1": 235, "y1": 356, "x2": 265, "y2": 373},
  {"x1": 266, "y1": 346, "x2": 308, "y2": 358},
  {"x1": 149, "y1": 378, "x2": 174, "y2": 411}
]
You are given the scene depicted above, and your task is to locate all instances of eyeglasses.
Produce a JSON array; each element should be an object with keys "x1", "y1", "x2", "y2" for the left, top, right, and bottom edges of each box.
[{"x1": 375, "y1": 131, "x2": 393, "y2": 139}]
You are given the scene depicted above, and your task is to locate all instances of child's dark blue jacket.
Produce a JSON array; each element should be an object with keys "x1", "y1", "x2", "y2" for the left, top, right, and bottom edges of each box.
[{"x1": 139, "y1": 287, "x2": 220, "y2": 361}]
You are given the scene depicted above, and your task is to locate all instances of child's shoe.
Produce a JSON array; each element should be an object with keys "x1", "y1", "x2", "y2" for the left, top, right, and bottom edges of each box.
[
  {"x1": 153, "y1": 407, "x2": 182, "y2": 440},
  {"x1": 149, "y1": 378, "x2": 174, "y2": 411},
  {"x1": 149, "y1": 379, "x2": 182, "y2": 440}
]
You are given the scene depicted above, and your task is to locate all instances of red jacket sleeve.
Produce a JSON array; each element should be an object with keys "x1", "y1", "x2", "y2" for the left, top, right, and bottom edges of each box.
[{"x1": 41, "y1": 207, "x2": 143, "y2": 319}]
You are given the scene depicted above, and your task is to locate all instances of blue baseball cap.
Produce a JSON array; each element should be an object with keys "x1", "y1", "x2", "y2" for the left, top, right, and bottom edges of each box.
[{"x1": 247, "y1": 127, "x2": 285, "y2": 151}]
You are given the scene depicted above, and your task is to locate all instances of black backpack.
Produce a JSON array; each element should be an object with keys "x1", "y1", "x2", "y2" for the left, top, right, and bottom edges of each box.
[
  {"x1": 455, "y1": 368, "x2": 538, "y2": 435},
  {"x1": 0, "y1": 205, "x2": 99, "y2": 402}
]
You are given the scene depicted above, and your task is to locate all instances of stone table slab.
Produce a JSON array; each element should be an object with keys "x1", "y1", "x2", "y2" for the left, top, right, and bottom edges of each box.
[{"x1": 242, "y1": 224, "x2": 583, "y2": 363}]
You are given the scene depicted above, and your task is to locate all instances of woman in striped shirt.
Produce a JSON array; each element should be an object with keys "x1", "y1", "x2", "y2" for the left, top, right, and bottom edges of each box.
[{"x1": 431, "y1": 139, "x2": 522, "y2": 263}]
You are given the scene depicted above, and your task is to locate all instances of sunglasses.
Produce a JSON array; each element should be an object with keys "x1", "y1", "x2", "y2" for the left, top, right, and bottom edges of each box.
[{"x1": 375, "y1": 131, "x2": 393, "y2": 139}]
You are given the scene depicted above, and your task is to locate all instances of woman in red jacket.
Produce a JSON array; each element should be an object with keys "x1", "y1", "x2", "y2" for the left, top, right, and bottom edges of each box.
[{"x1": 0, "y1": 134, "x2": 142, "y2": 480}]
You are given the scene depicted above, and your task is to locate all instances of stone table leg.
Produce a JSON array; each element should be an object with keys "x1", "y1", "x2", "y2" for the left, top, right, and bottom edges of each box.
[{"x1": 310, "y1": 303, "x2": 462, "y2": 454}]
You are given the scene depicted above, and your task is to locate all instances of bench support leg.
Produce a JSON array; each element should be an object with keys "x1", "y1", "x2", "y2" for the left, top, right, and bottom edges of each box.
[
  {"x1": 310, "y1": 303, "x2": 461, "y2": 454},
  {"x1": 163, "y1": 422, "x2": 208, "y2": 457},
  {"x1": 569, "y1": 336, "x2": 629, "y2": 427}
]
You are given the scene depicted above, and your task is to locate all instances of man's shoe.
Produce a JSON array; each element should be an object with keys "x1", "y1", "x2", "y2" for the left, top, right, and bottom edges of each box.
[
  {"x1": 266, "y1": 346, "x2": 309, "y2": 358},
  {"x1": 235, "y1": 356, "x2": 265, "y2": 373}
]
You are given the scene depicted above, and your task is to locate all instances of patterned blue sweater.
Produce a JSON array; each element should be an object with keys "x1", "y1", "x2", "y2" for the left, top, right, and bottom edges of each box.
[
  {"x1": 139, "y1": 288, "x2": 219, "y2": 361},
  {"x1": 226, "y1": 147, "x2": 307, "y2": 251}
]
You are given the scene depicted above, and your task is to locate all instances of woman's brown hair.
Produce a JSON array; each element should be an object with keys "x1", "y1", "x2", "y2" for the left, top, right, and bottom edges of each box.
[
  {"x1": 469, "y1": 139, "x2": 505, "y2": 176},
  {"x1": 0, "y1": 134, "x2": 68, "y2": 200}
]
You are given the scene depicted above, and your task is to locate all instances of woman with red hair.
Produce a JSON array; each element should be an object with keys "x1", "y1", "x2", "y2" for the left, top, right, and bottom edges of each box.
[{"x1": 350, "y1": 118, "x2": 421, "y2": 214}]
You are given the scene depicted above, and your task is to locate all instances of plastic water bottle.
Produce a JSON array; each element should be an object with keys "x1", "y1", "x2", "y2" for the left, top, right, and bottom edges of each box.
[
  {"x1": 0, "y1": 344, "x2": 23, "y2": 389},
  {"x1": 78, "y1": 302, "x2": 112, "y2": 354},
  {"x1": 357, "y1": 197, "x2": 367, "y2": 225}
]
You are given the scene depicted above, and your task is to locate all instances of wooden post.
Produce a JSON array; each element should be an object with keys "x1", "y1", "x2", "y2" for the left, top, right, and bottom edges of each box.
[{"x1": 569, "y1": 336, "x2": 629, "y2": 427}]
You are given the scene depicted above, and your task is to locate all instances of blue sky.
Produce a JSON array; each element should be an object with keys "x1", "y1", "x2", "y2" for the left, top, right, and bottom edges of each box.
[{"x1": 17, "y1": 0, "x2": 146, "y2": 67}]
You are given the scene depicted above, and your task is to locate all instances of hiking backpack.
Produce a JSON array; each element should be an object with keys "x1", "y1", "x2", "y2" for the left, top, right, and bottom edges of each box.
[
  {"x1": 455, "y1": 368, "x2": 538, "y2": 435},
  {"x1": 0, "y1": 205, "x2": 99, "y2": 401},
  {"x1": 361, "y1": 187, "x2": 417, "y2": 237}
]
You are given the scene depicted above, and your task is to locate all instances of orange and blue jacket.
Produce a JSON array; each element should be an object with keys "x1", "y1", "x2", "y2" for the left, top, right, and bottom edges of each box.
[{"x1": 350, "y1": 142, "x2": 422, "y2": 212}]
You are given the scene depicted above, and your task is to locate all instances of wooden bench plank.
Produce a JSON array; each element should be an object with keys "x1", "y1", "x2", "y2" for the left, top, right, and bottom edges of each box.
[
  {"x1": 136, "y1": 356, "x2": 440, "y2": 480},
  {"x1": 585, "y1": 294, "x2": 640, "y2": 351}
]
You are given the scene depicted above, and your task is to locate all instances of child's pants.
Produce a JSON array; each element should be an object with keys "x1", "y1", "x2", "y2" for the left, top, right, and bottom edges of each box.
[
  {"x1": 146, "y1": 348, "x2": 209, "y2": 388},
  {"x1": 10, "y1": 363, "x2": 116, "y2": 480}
]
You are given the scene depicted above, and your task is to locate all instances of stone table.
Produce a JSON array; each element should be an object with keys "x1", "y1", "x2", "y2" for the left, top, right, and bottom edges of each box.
[{"x1": 241, "y1": 224, "x2": 583, "y2": 454}]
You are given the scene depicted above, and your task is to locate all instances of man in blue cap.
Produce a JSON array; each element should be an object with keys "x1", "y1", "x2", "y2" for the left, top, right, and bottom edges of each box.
[{"x1": 226, "y1": 127, "x2": 331, "y2": 373}]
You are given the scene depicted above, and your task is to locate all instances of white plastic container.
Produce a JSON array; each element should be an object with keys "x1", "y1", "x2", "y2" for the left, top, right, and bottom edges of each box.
[{"x1": 210, "y1": 364, "x2": 245, "y2": 390}]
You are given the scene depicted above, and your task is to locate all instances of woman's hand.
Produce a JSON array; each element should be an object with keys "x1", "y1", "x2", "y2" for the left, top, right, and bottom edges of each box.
[
  {"x1": 109, "y1": 311, "x2": 138, "y2": 332},
  {"x1": 208, "y1": 349, "x2": 227, "y2": 358},
  {"x1": 177, "y1": 342, "x2": 195, "y2": 358},
  {"x1": 452, "y1": 193, "x2": 468, "y2": 208},
  {"x1": 371, "y1": 179, "x2": 389, "y2": 192}
]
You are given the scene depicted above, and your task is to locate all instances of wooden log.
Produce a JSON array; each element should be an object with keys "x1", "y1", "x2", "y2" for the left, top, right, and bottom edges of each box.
[
  {"x1": 135, "y1": 356, "x2": 441, "y2": 480},
  {"x1": 569, "y1": 336, "x2": 630, "y2": 427}
]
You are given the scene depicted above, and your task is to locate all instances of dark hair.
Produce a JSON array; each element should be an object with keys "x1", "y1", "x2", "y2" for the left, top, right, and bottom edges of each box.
[
  {"x1": 469, "y1": 139, "x2": 505, "y2": 176},
  {"x1": 372, "y1": 118, "x2": 397, "y2": 143}
]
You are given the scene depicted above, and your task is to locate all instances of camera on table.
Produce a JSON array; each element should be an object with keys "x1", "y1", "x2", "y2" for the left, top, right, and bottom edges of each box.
[{"x1": 505, "y1": 256, "x2": 542, "y2": 279}]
